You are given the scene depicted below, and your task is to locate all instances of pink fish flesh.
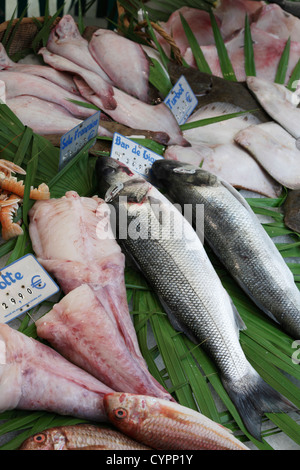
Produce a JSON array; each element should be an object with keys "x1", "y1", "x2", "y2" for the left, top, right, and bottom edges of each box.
[
  {"x1": 39, "y1": 47, "x2": 117, "y2": 111},
  {"x1": 0, "y1": 70, "x2": 95, "y2": 119},
  {"x1": 153, "y1": 7, "x2": 218, "y2": 58},
  {"x1": 0, "y1": 79, "x2": 5, "y2": 103},
  {"x1": 184, "y1": 25, "x2": 300, "y2": 83},
  {"x1": 47, "y1": 15, "x2": 113, "y2": 84},
  {"x1": 89, "y1": 29, "x2": 150, "y2": 103},
  {"x1": 254, "y1": 3, "x2": 300, "y2": 42},
  {"x1": 28, "y1": 191, "x2": 145, "y2": 368},
  {"x1": 0, "y1": 324, "x2": 114, "y2": 420},
  {"x1": 6, "y1": 95, "x2": 112, "y2": 137},
  {"x1": 36, "y1": 284, "x2": 173, "y2": 401},
  {"x1": 74, "y1": 77, "x2": 190, "y2": 147},
  {"x1": 164, "y1": 143, "x2": 282, "y2": 198},
  {"x1": 213, "y1": 0, "x2": 265, "y2": 39},
  {"x1": 0, "y1": 43, "x2": 79, "y2": 95}
]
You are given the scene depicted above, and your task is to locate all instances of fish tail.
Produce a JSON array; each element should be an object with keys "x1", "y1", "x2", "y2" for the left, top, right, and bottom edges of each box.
[{"x1": 222, "y1": 370, "x2": 297, "y2": 441}]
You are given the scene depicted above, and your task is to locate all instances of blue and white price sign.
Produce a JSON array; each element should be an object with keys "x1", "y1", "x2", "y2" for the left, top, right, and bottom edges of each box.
[
  {"x1": 59, "y1": 111, "x2": 101, "y2": 170},
  {"x1": 164, "y1": 75, "x2": 198, "y2": 125},
  {"x1": 110, "y1": 133, "x2": 163, "y2": 179},
  {"x1": 0, "y1": 254, "x2": 59, "y2": 324}
]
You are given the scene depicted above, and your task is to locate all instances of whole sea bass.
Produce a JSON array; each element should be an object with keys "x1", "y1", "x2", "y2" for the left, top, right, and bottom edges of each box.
[
  {"x1": 151, "y1": 159, "x2": 300, "y2": 339},
  {"x1": 96, "y1": 157, "x2": 296, "y2": 441}
]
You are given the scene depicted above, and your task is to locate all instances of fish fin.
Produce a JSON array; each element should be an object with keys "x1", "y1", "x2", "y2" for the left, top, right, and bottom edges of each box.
[
  {"x1": 228, "y1": 296, "x2": 247, "y2": 332},
  {"x1": 222, "y1": 370, "x2": 298, "y2": 441},
  {"x1": 219, "y1": 178, "x2": 254, "y2": 214}
]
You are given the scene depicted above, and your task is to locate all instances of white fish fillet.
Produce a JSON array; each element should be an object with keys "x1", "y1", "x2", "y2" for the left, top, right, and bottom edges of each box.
[
  {"x1": 36, "y1": 284, "x2": 173, "y2": 401},
  {"x1": 0, "y1": 324, "x2": 113, "y2": 420},
  {"x1": 0, "y1": 70, "x2": 95, "y2": 119},
  {"x1": 247, "y1": 76, "x2": 300, "y2": 138},
  {"x1": 89, "y1": 29, "x2": 150, "y2": 103},
  {"x1": 6, "y1": 95, "x2": 112, "y2": 137},
  {"x1": 235, "y1": 122, "x2": 300, "y2": 189},
  {"x1": 183, "y1": 102, "x2": 261, "y2": 146},
  {"x1": 164, "y1": 143, "x2": 282, "y2": 198},
  {"x1": 28, "y1": 191, "x2": 145, "y2": 368}
]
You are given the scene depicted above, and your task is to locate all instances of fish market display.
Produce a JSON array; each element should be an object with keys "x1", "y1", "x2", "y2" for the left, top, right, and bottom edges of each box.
[
  {"x1": 89, "y1": 29, "x2": 150, "y2": 102},
  {"x1": 36, "y1": 284, "x2": 173, "y2": 401},
  {"x1": 0, "y1": 71, "x2": 94, "y2": 119},
  {"x1": 0, "y1": 324, "x2": 114, "y2": 420},
  {"x1": 247, "y1": 77, "x2": 300, "y2": 139},
  {"x1": 235, "y1": 122, "x2": 300, "y2": 189},
  {"x1": 283, "y1": 189, "x2": 300, "y2": 233},
  {"x1": 104, "y1": 392, "x2": 249, "y2": 450},
  {"x1": 96, "y1": 157, "x2": 296, "y2": 440},
  {"x1": 163, "y1": 143, "x2": 282, "y2": 198},
  {"x1": 19, "y1": 424, "x2": 152, "y2": 450},
  {"x1": 152, "y1": 159, "x2": 300, "y2": 339}
]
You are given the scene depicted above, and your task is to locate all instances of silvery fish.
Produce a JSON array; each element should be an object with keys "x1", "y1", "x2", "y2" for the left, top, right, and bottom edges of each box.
[
  {"x1": 96, "y1": 157, "x2": 296, "y2": 441},
  {"x1": 151, "y1": 159, "x2": 300, "y2": 339}
]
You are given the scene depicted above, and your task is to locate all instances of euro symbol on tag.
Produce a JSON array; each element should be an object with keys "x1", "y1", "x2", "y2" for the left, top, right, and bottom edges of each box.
[
  {"x1": 186, "y1": 91, "x2": 192, "y2": 103},
  {"x1": 31, "y1": 275, "x2": 46, "y2": 290}
]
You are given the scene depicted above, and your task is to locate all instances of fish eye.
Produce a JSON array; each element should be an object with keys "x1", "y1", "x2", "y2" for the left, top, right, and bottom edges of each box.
[
  {"x1": 33, "y1": 433, "x2": 46, "y2": 443},
  {"x1": 103, "y1": 166, "x2": 116, "y2": 177},
  {"x1": 114, "y1": 407, "x2": 128, "y2": 419}
]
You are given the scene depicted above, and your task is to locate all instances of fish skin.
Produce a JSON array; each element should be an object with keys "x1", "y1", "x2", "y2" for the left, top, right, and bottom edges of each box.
[
  {"x1": 89, "y1": 29, "x2": 150, "y2": 103},
  {"x1": 0, "y1": 324, "x2": 114, "y2": 421},
  {"x1": 235, "y1": 122, "x2": 300, "y2": 189},
  {"x1": 47, "y1": 15, "x2": 113, "y2": 84},
  {"x1": 39, "y1": 47, "x2": 117, "y2": 111},
  {"x1": 74, "y1": 77, "x2": 189, "y2": 147},
  {"x1": 0, "y1": 43, "x2": 79, "y2": 95},
  {"x1": 36, "y1": 284, "x2": 173, "y2": 401},
  {"x1": 247, "y1": 76, "x2": 300, "y2": 138},
  {"x1": 103, "y1": 393, "x2": 249, "y2": 450},
  {"x1": 268, "y1": 0, "x2": 300, "y2": 17},
  {"x1": 95, "y1": 157, "x2": 296, "y2": 440},
  {"x1": 19, "y1": 424, "x2": 151, "y2": 450},
  {"x1": 283, "y1": 190, "x2": 300, "y2": 233},
  {"x1": 6, "y1": 95, "x2": 112, "y2": 137},
  {"x1": 151, "y1": 159, "x2": 300, "y2": 340},
  {"x1": 0, "y1": 70, "x2": 95, "y2": 120}
]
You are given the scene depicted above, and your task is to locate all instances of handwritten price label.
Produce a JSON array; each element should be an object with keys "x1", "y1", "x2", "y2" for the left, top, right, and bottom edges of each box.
[
  {"x1": 164, "y1": 75, "x2": 198, "y2": 125},
  {"x1": 110, "y1": 133, "x2": 163, "y2": 179},
  {"x1": 0, "y1": 254, "x2": 59, "y2": 324}
]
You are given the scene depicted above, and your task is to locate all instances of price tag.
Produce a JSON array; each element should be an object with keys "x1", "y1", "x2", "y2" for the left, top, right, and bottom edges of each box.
[
  {"x1": 110, "y1": 133, "x2": 163, "y2": 179},
  {"x1": 59, "y1": 111, "x2": 101, "y2": 170},
  {"x1": 164, "y1": 75, "x2": 198, "y2": 125},
  {"x1": 0, "y1": 254, "x2": 59, "y2": 324}
]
